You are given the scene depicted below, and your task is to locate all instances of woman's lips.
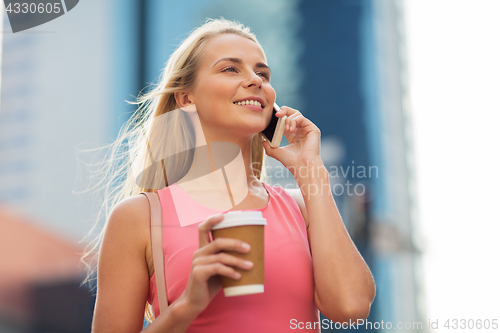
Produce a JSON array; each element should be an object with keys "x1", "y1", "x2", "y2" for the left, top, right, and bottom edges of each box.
[{"x1": 234, "y1": 104, "x2": 264, "y2": 112}]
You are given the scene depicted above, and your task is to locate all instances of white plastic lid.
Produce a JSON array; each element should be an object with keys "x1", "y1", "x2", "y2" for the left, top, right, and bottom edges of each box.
[
  {"x1": 211, "y1": 210, "x2": 267, "y2": 230},
  {"x1": 223, "y1": 284, "x2": 264, "y2": 297}
]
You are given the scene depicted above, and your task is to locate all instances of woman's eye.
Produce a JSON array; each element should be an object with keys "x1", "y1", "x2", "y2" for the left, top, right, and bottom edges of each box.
[
  {"x1": 257, "y1": 72, "x2": 270, "y2": 80},
  {"x1": 222, "y1": 66, "x2": 238, "y2": 73}
]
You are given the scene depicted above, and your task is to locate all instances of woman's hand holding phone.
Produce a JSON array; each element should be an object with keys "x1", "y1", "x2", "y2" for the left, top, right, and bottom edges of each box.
[
  {"x1": 260, "y1": 103, "x2": 287, "y2": 148},
  {"x1": 261, "y1": 105, "x2": 322, "y2": 180}
]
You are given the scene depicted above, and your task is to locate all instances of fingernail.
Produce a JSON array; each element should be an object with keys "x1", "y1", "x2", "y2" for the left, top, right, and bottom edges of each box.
[
  {"x1": 241, "y1": 243, "x2": 251, "y2": 251},
  {"x1": 244, "y1": 260, "x2": 253, "y2": 268}
]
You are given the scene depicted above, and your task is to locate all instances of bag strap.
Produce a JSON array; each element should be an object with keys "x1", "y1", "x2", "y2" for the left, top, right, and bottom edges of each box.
[{"x1": 140, "y1": 191, "x2": 169, "y2": 313}]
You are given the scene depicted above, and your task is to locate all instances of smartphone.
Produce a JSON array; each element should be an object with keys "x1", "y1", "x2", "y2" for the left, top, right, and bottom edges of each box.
[{"x1": 261, "y1": 103, "x2": 287, "y2": 148}]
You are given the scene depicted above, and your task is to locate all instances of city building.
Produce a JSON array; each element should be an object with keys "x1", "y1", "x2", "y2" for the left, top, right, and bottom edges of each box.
[{"x1": 295, "y1": 1, "x2": 425, "y2": 331}]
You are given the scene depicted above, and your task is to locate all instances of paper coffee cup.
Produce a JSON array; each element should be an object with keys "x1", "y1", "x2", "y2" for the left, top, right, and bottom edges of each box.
[{"x1": 211, "y1": 211, "x2": 267, "y2": 297}]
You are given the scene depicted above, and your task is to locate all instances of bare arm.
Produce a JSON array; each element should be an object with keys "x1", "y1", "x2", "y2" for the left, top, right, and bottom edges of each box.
[
  {"x1": 263, "y1": 105, "x2": 375, "y2": 323},
  {"x1": 91, "y1": 195, "x2": 198, "y2": 332},
  {"x1": 294, "y1": 159, "x2": 376, "y2": 323},
  {"x1": 91, "y1": 195, "x2": 252, "y2": 332}
]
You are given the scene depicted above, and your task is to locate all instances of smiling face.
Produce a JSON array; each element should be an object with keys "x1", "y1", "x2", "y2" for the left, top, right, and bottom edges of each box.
[{"x1": 185, "y1": 33, "x2": 276, "y2": 141}]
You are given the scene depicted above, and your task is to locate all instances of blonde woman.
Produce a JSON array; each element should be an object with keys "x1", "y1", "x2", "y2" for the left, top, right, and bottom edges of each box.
[{"x1": 85, "y1": 18, "x2": 375, "y2": 332}]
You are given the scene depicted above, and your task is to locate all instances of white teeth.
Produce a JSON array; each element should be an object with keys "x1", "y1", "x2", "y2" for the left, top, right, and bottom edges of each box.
[{"x1": 234, "y1": 100, "x2": 262, "y2": 107}]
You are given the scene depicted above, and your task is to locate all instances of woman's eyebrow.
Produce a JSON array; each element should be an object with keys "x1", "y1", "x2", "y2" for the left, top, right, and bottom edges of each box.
[
  {"x1": 256, "y1": 62, "x2": 271, "y2": 72},
  {"x1": 212, "y1": 57, "x2": 242, "y2": 67},
  {"x1": 212, "y1": 57, "x2": 271, "y2": 71}
]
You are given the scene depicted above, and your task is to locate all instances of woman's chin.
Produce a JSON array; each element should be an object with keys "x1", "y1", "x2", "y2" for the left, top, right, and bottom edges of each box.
[{"x1": 242, "y1": 125, "x2": 268, "y2": 137}]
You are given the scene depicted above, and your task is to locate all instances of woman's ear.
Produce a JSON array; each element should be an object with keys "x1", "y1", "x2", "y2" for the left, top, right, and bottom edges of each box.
[{"x1": 174, "y1": 91, "x2": 194, "y2": 108}]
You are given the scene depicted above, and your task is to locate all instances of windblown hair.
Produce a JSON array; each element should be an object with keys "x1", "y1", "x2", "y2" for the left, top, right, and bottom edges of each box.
[{"x1": 79, "y1": 18, "x2": 269, "y2": 323}]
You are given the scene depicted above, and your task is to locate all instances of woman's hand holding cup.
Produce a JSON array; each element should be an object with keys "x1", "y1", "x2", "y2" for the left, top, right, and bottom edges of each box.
[{"x1": 177, "y1": 214, "x2": 253, "y2": 317}]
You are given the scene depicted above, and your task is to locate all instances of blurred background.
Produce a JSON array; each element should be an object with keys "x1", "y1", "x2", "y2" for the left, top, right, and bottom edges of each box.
[{"x1": 0, "y1": 0, "x2": 498, "y2": 332}]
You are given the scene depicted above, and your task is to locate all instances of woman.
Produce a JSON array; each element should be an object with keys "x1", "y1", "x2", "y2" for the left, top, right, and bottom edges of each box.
[{"x1": 85, "y1": 18, "x2": 375, "y2": 332}]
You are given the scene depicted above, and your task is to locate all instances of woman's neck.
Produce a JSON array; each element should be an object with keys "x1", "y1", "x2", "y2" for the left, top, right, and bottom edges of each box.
[
  {"x1": 177, "y1": 139, "x2": 256, "y2": 189},
  {"x1": 178, "y1": 109, "x2": 259, "y2": 192}
]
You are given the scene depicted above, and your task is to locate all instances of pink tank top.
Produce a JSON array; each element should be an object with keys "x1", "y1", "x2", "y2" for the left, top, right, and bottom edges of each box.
[{"x1": 147, "y1": 182, "x2": 320, "y2": 332}]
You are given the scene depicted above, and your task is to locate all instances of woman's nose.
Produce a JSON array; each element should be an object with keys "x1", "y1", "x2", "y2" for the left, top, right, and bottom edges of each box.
[{"x1": 244, "y1": 72, "x2": 263, "y2": 88}]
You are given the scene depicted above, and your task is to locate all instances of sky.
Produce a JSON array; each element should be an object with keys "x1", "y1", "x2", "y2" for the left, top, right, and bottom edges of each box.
[{"x1": 405, "y1": 0, "x2": 500, "y2": 330}]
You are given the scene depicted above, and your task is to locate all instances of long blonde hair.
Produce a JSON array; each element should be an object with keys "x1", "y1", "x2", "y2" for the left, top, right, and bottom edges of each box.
[{"x1": 80, "y1": 18, "x2": 269, "y2": 323}]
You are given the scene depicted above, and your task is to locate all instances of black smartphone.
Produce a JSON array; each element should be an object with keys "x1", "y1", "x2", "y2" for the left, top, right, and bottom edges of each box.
[{"x1": 261, "y1": 103, "x2": 287, "y2": 148}]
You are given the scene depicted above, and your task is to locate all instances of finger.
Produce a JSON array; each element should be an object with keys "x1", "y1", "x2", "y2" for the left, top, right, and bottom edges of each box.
[
  {"x1": 275, "y1": 106, "x2": 286, "y2": 118},
  {"x1": 280, "y1": 106, "x2": 301, "y2": 118},
  {"x1": 283, "y1": 110, "x2": 302, "y2": 130},
  {"x1": 289, "y1": 114, "x2": 313, "y2": 132},
  {"x1": 293, "y1": 116, "x2": 305, "y2": 132},
  {"x1": 192, "y1": 263, "x2": 242, "y2": 282},
  {"x1": 198, "y1": 214, "x2": 224, "y2": 248},
  {"x1": 193, "y1": 252, "x2": 254, "y2": 271},
  {"x1": 286, "y1": 111, "x2": 302, "y2": 122},
  {"x1": 285, "y1": 114, "x2": 299, "y2": 132},
  {"x1": 262, "y1": 137, "x2": 280, "y2": 157},
  {"x1": 195, "y1": 237, "x2": 251, "y2": 258}
]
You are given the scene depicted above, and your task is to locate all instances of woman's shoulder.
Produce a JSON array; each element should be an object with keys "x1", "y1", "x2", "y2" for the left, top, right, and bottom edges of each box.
[
  {"x1": 264, "y1": 182, "x2": 301, "y2": 202},
  {"x1": 268, "y1": 184, "x2": 309, "y2": 229},
  {"x1": 110, "y1": 194, "x2": 151, "y2": 223},
  {"x1": 105, "y1": 194, "x2": 152, "y2": 246}
]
